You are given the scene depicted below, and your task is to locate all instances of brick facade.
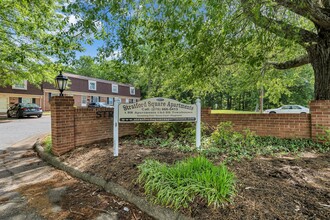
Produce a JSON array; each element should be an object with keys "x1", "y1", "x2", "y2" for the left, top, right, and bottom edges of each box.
[
  {"x1": 201, "y1": 108, "x2": 311, "y2": 139},
  {"x1": 51, "y1": 96, "x2": 136, "y2": 155}
]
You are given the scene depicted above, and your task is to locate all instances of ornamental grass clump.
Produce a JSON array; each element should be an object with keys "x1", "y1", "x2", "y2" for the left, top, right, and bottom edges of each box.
[
  {"x1": 137, "y1": 156, "x2": 236, "y2": 210},
  {"x1": 42, "y1": 135, "x2": 52, "y2": 154}
]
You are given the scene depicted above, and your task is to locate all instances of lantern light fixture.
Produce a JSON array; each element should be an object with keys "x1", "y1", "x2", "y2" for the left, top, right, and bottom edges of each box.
[{"x1": 55, "y1": 71, "x2": 68, "y2": 96}]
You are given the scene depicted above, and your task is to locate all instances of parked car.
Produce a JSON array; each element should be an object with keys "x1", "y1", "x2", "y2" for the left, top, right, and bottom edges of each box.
[
  {"x1": 264, "y1": 105, "x2": 309, "y2": 114},
  {"x1": 7, "y1": 103, "x2": 43, "y2": 118},
  {"x1": 88, "y1": 102, "x2": 112, "y2": 108}
]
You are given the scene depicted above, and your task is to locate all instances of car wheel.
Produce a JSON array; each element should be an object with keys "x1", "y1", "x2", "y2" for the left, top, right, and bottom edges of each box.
[
  {"x1": 300, "y1": 112, "x2": 307, "y2": 114},
  {"x1": 16, "y1": 112, "x2": 21, "y2": 118},
  {"x1": 37, "y1": 115, "x2": 42, "y2": 118},
  {"x1": 7, "y1": 112, "x2": 11, "y2": 118},
  {"x1": 269, "y1": 111, "x2": 276, "y2": 114}
]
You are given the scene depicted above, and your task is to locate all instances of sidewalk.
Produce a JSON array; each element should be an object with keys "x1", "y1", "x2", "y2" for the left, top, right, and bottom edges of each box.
[
  {"x1": 0, "y1": 135, "x2": 119, "y2": 220},
  {"x1": 0, "y1": 135, "x2": 57, "y2": 219},
  {"x1": 0, "y1": 135, "x2": 155, "y2": 220}
]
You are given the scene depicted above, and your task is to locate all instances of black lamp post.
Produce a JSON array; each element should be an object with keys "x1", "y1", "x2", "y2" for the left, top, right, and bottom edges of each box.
[{"x1": 55, "y1": 71, "x2": 68, "y2": 96}]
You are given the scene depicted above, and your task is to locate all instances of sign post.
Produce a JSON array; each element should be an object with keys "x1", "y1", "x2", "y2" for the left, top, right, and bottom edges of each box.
[
  {"x1": 196, "y1": 99, "x2": 201, "y2": 150},
  {"x1": 113, "y1": 98, "x2": 119, "y2": 156}
]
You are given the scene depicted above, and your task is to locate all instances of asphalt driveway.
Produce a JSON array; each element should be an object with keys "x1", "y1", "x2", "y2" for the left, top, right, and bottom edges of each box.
[{"x1": 0, "y1": 115, "x2": 51, "y2": 150}]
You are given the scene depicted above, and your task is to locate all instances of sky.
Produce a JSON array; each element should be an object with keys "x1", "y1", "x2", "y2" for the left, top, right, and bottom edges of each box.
[
  {"x1": 76, "y1": 40, "x2": 104, "y2": 58},
  {"x1": 68, "y1": 15, "x2": 105, "y2": 58}
]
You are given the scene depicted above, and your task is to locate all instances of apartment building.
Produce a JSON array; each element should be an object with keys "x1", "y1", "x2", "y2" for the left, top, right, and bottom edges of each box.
[{"x1": 0, "y1": 72, "x2": 141, "y2": 112}]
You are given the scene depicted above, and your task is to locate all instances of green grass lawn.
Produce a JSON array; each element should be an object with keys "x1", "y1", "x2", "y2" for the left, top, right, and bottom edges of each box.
[{"x1": 211, "y1": 109, "x2": 258, "y2": 114}]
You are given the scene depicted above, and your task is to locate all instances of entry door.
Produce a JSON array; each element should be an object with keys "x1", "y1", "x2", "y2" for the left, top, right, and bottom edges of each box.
[{"x1": 0, "y1": 97, "x2": 7, "y2": 112}]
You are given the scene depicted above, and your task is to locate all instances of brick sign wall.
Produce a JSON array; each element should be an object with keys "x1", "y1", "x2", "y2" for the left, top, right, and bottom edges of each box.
[
  {"x1": 75, "y1": 108, "x2": 136, "y2": 147},
  {"x1": 51, "y1": 97, "x2": 330, "y2": 156},
  {"x1": 201, "y1": 108, "x2": 311, "y2": 139},
  {"x1": 50, "y1": 96, "x2": 136, "y2": 155},
  {"x1": 310, "y1": 100, "x2": 330, "y2": 141}
]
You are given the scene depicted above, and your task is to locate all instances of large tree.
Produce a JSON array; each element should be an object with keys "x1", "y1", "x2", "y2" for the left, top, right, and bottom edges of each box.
[
  {"x1": 67, "y1": 0, "x2": 326, "y2": 100},
  {"x1": 241, "y1": 0, "x2": 330, "y2": 99}
]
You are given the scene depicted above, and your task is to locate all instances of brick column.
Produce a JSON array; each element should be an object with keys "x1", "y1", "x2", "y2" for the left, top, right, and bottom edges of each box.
[
  {"x1": 50, "y1": 96, "x2": 75, "y2": 155},
  {"x1": 310, "y1": 100, "x2": 330, "y2": 142}
]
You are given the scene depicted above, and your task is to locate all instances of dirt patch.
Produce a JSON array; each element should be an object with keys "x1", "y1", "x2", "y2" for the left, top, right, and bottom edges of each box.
[
  {"x1": 58, "y1": 140, "x2": 330, "y2": 220},
  {"x1": 16, "y1": 169, "x2": 153, "y2": 220}
]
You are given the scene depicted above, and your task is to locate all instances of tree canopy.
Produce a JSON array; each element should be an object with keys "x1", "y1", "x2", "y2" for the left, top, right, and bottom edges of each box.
[
  {"x1": 0, "y1": 0, "x2": 84, "y2": 86},
  {"x1": 2, "y1": 0, "x2": 327, "y2": 107},
  {"x1": 65, "y1": 0, "x2": 321, "y2": 105}
]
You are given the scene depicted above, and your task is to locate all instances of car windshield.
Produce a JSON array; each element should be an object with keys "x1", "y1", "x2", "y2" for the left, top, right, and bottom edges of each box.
[{"x1": 20, "y1": 103, "x2": 39, "y2": 108}]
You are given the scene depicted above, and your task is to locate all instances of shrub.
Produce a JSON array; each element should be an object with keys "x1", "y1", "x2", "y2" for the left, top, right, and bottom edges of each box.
[
  {"x1": 135, "y1": 122, "x2": 206, "y2": 144},
  {"x1": 137, "y1": 156, "x2": 236, "y2": 210},
  {"x1": 210, "y1": 122, "x2": 256, "y2": 149},
  {"x1": 207, "y1": 122, "x2": 328, "y2": 161},
  {"x1": 316, "y1": 124, "x2": 330, "y2": 148}
]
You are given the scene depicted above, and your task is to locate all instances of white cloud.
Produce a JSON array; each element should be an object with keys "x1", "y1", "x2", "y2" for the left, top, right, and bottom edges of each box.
[{"x1": 69, "y1": 15, "x2": 79, "y2": 25}]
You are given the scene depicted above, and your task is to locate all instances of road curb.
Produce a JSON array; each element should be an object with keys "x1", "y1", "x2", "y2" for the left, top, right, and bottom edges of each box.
[{"x1": 34, "y1": 142, "x2": 193, "y2": 220}]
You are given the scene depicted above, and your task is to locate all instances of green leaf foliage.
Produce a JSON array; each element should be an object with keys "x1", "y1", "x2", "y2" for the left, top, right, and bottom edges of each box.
[
  {"x1": 207, "y1": 122, "x2": 329, "y2": 161},
  {"x1": 137, "y1": 156, "x2": 236, "y2": 209},
  {"x1": 66, "y1": 0, "x2": 320, "y2": 105},
  {"x1": 0, "y1": 0, "x2": 85, "y2": 86}
]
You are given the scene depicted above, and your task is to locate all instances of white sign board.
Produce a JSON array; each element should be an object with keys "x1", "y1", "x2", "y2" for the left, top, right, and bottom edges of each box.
[
  {"x1": 118, "y1": 97, "x2": 197, "y2": 122},
  {"x1": 113, "y1": 97, "x2": 201, "y2": 156}
]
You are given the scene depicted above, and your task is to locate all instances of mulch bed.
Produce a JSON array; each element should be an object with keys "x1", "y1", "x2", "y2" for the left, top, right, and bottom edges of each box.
[{"x1": 59, "y1": 139, "x2": 330, "y2": 220}]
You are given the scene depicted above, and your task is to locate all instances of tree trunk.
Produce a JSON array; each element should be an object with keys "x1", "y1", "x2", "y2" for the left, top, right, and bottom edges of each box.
[
  {"x1": 226, "y1": 94, "x2": 232, "y2": 110},
  {"x1": 219, "y1": 93, "x2": 223, "y2": 109},
  {"x1": 309, "y1": 29, "x2": 330, "y2": 100}
]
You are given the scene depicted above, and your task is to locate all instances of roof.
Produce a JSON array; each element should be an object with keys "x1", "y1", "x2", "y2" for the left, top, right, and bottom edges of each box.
[{"x1": 64, "y1": 72, "x2": 134, "y2": 87}]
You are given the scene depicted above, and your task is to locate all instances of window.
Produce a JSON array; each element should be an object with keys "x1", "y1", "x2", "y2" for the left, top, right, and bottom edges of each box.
[
  {"x1": 82, "y1": 96, "x2": 87, "y2": 106},
  {"x1": 107, "y1": 97, "x2": 113, "y2": 105},
  {"x1": 126, "y1": 98, "x2": 129, "y2": 103},
  {"x1": 32, "y1": 98, "x2": 36, "y2": 104},
  {"x1": 129, "y1": 99, "x2": 134, "y2": 103},
  {"x1": 22, "y1": 98, "x2": 31, "y2": 103},
  {"x1": 130, "y1": 87, "x2": 135, "y2": 95},
  {"x1": 91, "y1": 96, "x2": 99, "y2": 102},
  {"x1": 89, "y1": 80, "x2": 97, "y2": 91},
  {"x1": 112, "y1": 84, "x2": 118, "y2": 93},
  {"x1": 12, "y1": 80, "x2": 27, "y2": 90}
]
